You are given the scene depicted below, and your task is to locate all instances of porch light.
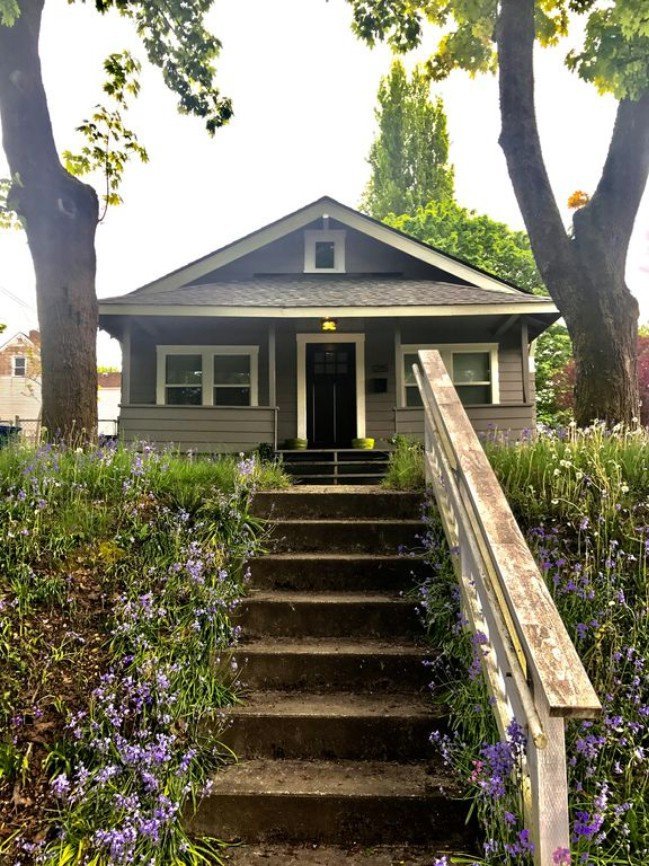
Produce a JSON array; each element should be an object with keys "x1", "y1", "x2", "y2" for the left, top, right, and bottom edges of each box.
[{"x1": 321, "y1": 317, "x2": 338, "y2": 333}]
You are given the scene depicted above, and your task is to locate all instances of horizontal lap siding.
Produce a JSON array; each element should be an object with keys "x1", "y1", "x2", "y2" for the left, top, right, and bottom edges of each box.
[
  {"x1": 499, "y1": 347, "x2": 525, "y2": 403},
  {"x1": 119, "y1": 407, "x2": 275, "y2": 453},
  {"x1": 396, "y1": 404, "x2": 535, "y2": 439},
  {"x1": 365, "y1": 321, "x2": 396, "y2": 443}
]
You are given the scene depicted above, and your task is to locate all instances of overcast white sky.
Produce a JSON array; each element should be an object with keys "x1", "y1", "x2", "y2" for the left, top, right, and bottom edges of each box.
[{"x1": 0, "y1": 0, "x2": 647, "y2": 367}]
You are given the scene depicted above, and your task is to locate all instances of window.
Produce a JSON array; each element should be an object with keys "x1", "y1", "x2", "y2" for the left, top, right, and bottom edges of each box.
[
  {"x1": 165, "y1": 354, "x2": 202, "y2": 405},
  {"x1": 400, "y1": 344, "x2": 499, "y2": 407},
  {"x1": 304, "y1": 230, "x2": 346, "y2": 273},
  {"x1": 12, "y1": 356, "x2": 26, "y2": 377},
  {"x1": 213, "y1": 354, "x2": 251, "y2": 406},
  {"x1": 157, "y1": 346, "x2": 258, "y2": 406}
]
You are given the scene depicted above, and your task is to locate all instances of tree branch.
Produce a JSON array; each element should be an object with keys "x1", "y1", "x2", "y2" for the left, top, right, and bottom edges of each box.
[
  {"x1": 577, "y1": 92, "x2": 649, "y2": 273},
  {"x1": 496, "y1": 0, "x2": 575, "y2": 308}
]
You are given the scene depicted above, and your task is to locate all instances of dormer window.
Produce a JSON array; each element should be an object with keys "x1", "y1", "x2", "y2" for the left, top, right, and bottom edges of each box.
[{"x1": 304, "y1": 230, "x2": 346, "y2": 273}]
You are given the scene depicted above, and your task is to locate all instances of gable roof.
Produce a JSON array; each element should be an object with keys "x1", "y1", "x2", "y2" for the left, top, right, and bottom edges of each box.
[
  {"x1": 102, "y1": 277, "x2": 550, "y2": 311},
  {"x1": 103, "y1": 196, "x2": 535, "y2": 303}
]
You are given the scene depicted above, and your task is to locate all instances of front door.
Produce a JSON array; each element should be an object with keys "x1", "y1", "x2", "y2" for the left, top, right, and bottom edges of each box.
[{"x1": 306, "y1": 343, "x2": 356, "y2": 448}]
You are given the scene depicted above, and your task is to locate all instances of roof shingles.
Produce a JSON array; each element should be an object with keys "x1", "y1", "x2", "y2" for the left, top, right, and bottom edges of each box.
[{"x1": 101, "y1": 278, "x2": 549, "y2": 309}]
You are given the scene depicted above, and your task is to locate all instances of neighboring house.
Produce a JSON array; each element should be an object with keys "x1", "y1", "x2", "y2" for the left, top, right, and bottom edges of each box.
[
  {"x1": 97, "y1": 372, "x2": 122, "y2": 435},
  {"x1": 0, "y1": 330, "x2": 42, "y2": 422},
  {"x1": 0, "y1": 332, "x2": 120, "y2": 435},
  {"x1": 98, "y1": 196, "x2": 559, "y2": 453}
]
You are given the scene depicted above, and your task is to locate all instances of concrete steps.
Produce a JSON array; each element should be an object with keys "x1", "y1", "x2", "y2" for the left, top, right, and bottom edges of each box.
[
  {"x1": 238, "y1": 591, "x2": 422, "y2": 638},
  {"x1": 192, "y1": 759, "x2": 466, "y2": 845},
  {"x1": 220, "y1": 691, "x2": 443, "y2": 760},
  {"x1": 194, "y1": 488, "x2": 472, "y2": 857}
]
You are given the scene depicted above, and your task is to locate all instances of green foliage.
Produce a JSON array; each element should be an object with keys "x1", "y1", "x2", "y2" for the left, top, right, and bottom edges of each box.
[
  {"x1": 421, "y1": 425, "x2": 649, "y2": 862},
  {"x1": 63, "y1": 52, "x2": 148, "y2": 215},
  {"x1": 347, "y1": 0, "x2": 649, "y2": 101},
  {"x1": 534, "y1": 323, "x2": 574, "y2": 426},
  {"x1": 362, "y1": 60, "x2": 455, "y2": 219},
  {"x1": 76, "y1": 0, "x2": 233, "y2": 135},
  {"x1": 0, "y1": 0, "x2": 18, "y2": 26},
  {"x1": 385, "y1": 199, "x2": 545, "y2": 294},
  {"x1": 0, "y1": 442, "x2": 286, "y2": 862},
  {"x1": 382, "y1": 435, "x2": 426, "y2": 489},
  {"x1": 0, "y1": 176, "x2": 22, "y2": 230}
]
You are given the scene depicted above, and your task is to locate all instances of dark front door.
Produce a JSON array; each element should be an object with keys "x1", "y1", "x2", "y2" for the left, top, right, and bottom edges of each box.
[{"x1": 306, "y1": 343, "x2": 357, "y2": 448}]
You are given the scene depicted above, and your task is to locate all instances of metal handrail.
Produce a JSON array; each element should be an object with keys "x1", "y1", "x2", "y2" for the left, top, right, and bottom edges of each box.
[{"x1": 415, "y1": 350, "x2": 600, "y2": 865}]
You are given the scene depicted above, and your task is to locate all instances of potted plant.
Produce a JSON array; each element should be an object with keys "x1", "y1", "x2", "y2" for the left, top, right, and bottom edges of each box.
[
  {"x1": 352, "y1": 437, "x2": 375, "y2": 450},
  {"x1": 285, "y1": 438, "x2": 308, "y2": 450}
]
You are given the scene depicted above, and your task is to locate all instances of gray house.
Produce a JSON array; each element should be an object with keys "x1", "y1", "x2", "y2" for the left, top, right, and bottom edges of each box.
[{"x1": 98, "y1": 196, "x2": 558, "y2": 453}]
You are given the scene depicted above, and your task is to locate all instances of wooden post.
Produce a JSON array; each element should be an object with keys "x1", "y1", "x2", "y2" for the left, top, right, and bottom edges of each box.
[{"x1": 526, "y1": 698, "x2": 570, "y2": 865}]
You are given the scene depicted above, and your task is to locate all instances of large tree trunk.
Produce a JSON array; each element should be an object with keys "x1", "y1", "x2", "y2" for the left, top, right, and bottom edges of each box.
[
  {"x1": 0, "y1": 0, "x2": 99, "y2": 441},
  {"x1": 496, "y1": 0, "x2": 649, "y2": 426}
]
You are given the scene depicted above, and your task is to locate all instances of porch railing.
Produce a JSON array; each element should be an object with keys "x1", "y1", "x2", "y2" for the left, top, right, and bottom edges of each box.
[{"x1": 414, "y1": 350, "x2": 600, "y2": 864}]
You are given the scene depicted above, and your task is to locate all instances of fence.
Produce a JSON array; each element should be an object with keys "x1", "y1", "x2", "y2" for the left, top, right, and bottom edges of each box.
[
  {"x1": 0, "y1": 417, "x2": 119, "y2": 444},
  {"x1": 414, "y1": 349, "x2": 600, "y2": 865}
]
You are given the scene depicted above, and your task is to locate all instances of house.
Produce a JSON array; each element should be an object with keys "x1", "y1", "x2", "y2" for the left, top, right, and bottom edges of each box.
[
  {"x1": 0, "y1": 330, "x2": 41, "y2": 423},
  {"x1": 98, "y1": 196, "x2": 559, "y2": 453},
  {"x1": 0, "y1": 331, "x2": 121, "y2": 436}
]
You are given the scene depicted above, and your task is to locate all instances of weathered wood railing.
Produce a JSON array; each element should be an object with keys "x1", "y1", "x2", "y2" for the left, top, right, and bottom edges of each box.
[{"x1": 414, "y1": 350, "x2": 600, "y2": 865}]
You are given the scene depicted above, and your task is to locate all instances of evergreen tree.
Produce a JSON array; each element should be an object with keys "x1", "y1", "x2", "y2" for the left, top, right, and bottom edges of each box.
[{"x1": 361, "y1": 61, "x2": 454, "y2": 219}]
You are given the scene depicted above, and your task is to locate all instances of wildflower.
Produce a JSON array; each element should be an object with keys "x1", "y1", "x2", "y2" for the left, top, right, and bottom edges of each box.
[{"x1": 553, "y1": 847, "x2": 571, "y2": 865}]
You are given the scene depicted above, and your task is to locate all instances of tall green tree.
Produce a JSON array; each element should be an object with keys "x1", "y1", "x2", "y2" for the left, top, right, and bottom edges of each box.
[
  {"x1": 347, "y1": 0, "x2": 649, "y2": 426},
  {"x1": 0, "y1": 1, "x2": 231, "y2": 440},
  {"x1": 362, "y1": 60, "x2": 454, "y2": 219}
]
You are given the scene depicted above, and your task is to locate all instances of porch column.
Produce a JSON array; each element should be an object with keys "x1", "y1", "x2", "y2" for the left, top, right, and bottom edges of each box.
[
  {"x1": 121, "y1": 322, "x2": 131, "y2": 405},
  {"x1": 268, "y1": 322, "x2": 276, "y2": 407}
]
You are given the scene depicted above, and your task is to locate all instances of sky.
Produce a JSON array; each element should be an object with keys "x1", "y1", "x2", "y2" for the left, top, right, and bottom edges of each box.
[{"x1": 0, "y1": 0, "x2": 647, "y2": 368}]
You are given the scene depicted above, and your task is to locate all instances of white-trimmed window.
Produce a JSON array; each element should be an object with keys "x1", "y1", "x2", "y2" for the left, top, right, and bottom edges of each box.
[
  {"x1": 12, "y1": 356, "x2": 26, "y2": 377},
  {"x1": 400, "y1": 344, "x2": 499, "y2": 407},
  {"x1": 156, "y1": 346, "x2": 259, "y2": 407},
  {"x1": 304, "y1": 230, "x2": 346, "y2": 273}
]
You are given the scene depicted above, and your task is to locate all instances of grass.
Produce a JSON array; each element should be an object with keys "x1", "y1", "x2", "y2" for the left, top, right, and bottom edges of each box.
[
  {"x1": 382, "y1": 435, "x2": 426, "y2": 490},
  {"x1": 0, "y1": 442, "x2": 288, "y2": 865},
  {"x1": 400, "y1": 424, "x2": 649, "y2": 865}
]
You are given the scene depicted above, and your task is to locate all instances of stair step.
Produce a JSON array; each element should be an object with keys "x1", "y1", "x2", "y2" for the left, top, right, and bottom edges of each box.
[
  {"x1": 222, "y1": 844, "x2": 466, "y2": 865},
  {"x1": 220, "y1": 691, "x2": 444, "y2": 760},
  {"x1": 249, "y1": 554, "x2": 428, "y2": 592},
  {"x1": 238, "y1": 591, "x2": 421, "y2": 638},
  {"x1": 232, "y1": 639, "x2": 432, "y2": 691},
  {"x1": 268, "y1": 519, "x2": 423, "y2": 554},
  {"x1": 251, "y1": 488, "x2": 423, "y2": 520},
  {"x1": 190, "y1": 759, "x2": 468, "y2": 845}
]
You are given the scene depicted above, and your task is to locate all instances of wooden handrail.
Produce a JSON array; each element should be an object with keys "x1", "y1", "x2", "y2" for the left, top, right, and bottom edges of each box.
[{"x1": 415, "y1": 350, "x2": 600, "y2": 865}]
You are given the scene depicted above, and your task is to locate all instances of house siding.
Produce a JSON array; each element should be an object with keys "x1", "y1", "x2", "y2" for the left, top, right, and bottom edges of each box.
[
  {"x1": 119, "y1": 406, "x2": 276, "y2": 452},
  {"x1": 118, "y1": 316, "x2": 534, "y2": 450}
]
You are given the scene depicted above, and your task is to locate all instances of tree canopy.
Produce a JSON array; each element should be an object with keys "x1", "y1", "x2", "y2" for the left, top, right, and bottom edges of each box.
[
  {"x1": 385, "y1": 198, "x2": 543, "y2": 295},
  {"x1": 0, "y1": 1, "x2": 232, "y2": 439},
  {"x1": 347, "y1": 0, "x2": 649, "y2": 426},
  {"x1": 361, "y1": 60, "x2": 454, "y2": 219}
]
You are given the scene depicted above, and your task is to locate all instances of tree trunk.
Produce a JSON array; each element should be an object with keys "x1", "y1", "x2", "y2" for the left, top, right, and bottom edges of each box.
[
  {"x1": 0, "y1": 0, "x2": 99, "y2": 442},
  {"x1": 496, "y1": 0, "x2": 649, "y2": 426}
]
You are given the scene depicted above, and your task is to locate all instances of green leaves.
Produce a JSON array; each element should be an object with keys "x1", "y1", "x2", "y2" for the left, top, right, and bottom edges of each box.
[
  {"x1": 63, "y1": 52, "x2": 148, "y2": 218},
  {"x1": 362, "y1": 60, "x2": 455, "y2": 219},
  {"x1": 385, "y1": 198, "x2": 545, "y2": 295},
  {"x1": 0, "y1": 176, "x2": 23, "y2": 230},
  {"x1": 566, "y1": 1, "x2": 649, "y2": 100},
  {"x1": 0, "y1": 0, "x2": 19, "y2": 27},
  {"x1": 70, "y1": 0, "x2": 233, "y2": 134},
  {"x1": 346, "y1": 0, "x2": 649, "y2": 100}
]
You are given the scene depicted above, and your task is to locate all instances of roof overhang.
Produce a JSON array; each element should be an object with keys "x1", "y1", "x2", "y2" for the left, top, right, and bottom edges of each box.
[{"x1": 99, "y1": 301, "x2": 559, "y2": 319}]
